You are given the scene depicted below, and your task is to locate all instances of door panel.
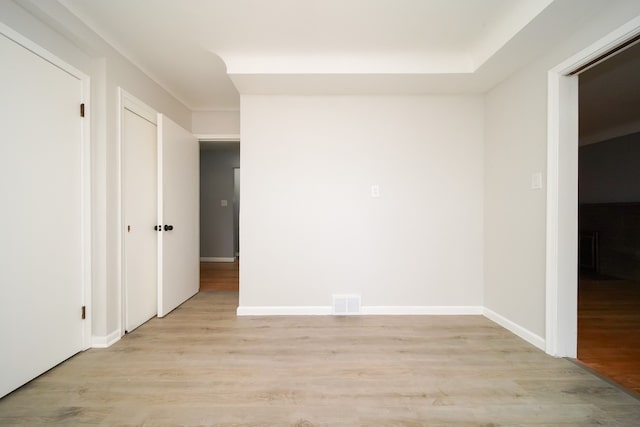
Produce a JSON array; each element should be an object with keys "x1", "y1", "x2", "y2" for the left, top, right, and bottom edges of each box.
[
  {"x1": 123, "y1": 108, "x2": 158, "y2": 332},
  {"x1": 158, "y1": 115, "x2": 199, "y2": 317},
  {"x1": 0, "y1": 32, "x2": 85, "y2": 397}
]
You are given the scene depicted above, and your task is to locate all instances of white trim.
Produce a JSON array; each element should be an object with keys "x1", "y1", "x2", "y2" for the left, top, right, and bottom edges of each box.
[
  {"x1": 157, "y1": 114, "x2": 165, "y2": 317},
  {"x1": 546, "y1": 15, "x2": 640, "y2": 358},
  {"x1": 80, "y1": 73, "x2": 92, "y2": 351},
  {"x1": 195, "y1": 134, "x2": 240, "y2": 142},
  {"x1": 237, "y1": 305, "x2": 483, "y2": 316},
  {"x1": 121, "y1": 89, "x2": 157, "y2": 125},
  {"x1": 546, "y1": 67, "x2": 560, "y2": 357},
  {"x1": 91, "y1": 330, "x2": 121, "y2": 349},
  {"x1": 117, "y1": 88, "x2": 124, "y2": 337},
  {"x1": 483, "y1": 308, "x2": 546, "y2": 351},
  {"x1": 237, "y1": 306, "x2": 333, "y2": 316},
  {"x1": 200, "y1": 257, "x2": 235, "y2": 262},
  {"x1": 0, "y1": 23, "x2": 86, "y2": 80},
  {"x1": 361, "y1": 306, "x2": 483, "y2": 315},
  {"x1": 1, "y1": 23, "x2": 93, "y2": 352}
]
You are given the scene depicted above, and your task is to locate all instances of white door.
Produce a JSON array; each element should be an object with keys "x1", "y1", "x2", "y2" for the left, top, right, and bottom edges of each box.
[
  {"x1": 158, "y1": 115, "x2": 199, "y2": 317},
  {"x1": 0, "y1": 30, "x2": 88, "y2": 398},
  {"x1": 123, "y1": 104, "x2": 158, "y2": 332}
]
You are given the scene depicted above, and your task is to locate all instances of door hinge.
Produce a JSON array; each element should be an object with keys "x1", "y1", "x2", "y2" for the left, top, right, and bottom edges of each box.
[
  {"x1": 81, "y1": 305, "x2": 86, "y2": 320},
  {"x1": 80, "y1": 103, "x2": 85, "y2": 117}
]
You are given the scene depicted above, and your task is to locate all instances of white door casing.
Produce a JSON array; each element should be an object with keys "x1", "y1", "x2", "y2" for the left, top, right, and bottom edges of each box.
[
  {"x1": 546, "y1": 16, "x2": 640, "y2": 357},
  {"x1": 121, "y1": 91, "x2": 158, "y2": 333},
  {"x1": 158, "y1": 114, "x2": 200, "y2": 317},
  {"x1": 233, "y1": 167, "x2": 240, "y2": 257},
  {"x1": 0, "y1": 25, "x2": 91, "y2": 398}
]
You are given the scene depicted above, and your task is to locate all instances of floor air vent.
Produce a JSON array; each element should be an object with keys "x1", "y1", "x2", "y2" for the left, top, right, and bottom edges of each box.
[{"x1": 332, "y1": 294, "x2": 361, "y2": 315}]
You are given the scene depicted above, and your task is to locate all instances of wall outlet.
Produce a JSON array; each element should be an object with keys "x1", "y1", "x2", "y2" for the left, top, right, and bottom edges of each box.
[
  {"x1": 370, "y1": 185, "x2": 380, "y2": 198},
  {"x1": 221, "y1": 199, "x2": 228, "y2": 207}
]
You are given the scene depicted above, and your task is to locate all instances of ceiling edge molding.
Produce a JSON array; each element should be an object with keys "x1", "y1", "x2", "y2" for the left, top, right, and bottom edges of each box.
[{"x1": 55, "y1": 0, "x2": 195, "y2": 110}]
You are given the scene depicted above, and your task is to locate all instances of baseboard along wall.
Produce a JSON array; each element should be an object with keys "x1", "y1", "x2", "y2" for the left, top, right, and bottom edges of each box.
[
  {"x1": 236, "y1": 305, "x2": 545, "y2": 351},
  {"x1": 483, "y1": 307, "x2": 546, "y2": 351},
  {"x1": 90, "y1": 305, "x2": 544, "y2": 352},
  {"x1": 200, "y1": 257, "x2": 235, "y2": 262},
  {"x1": 91, "y1": 330, "x2": 121, "y2": 348}
]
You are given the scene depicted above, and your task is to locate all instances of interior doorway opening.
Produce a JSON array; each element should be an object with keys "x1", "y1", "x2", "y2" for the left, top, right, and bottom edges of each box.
[
  {"x1": 546, "y1": 16, "x2": 640, "y2": 359},
  {"x1": 199, "y1": 140, "x2": 240, "y2": 292},
  {"x1": 576, "y1": 40, "x2": 640, "y2": 396}
]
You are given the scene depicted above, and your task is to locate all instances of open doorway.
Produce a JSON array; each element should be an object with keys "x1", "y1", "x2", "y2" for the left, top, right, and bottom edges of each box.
[
  {"x1": 577, "y1": 41, "x2": 640, "y2": 395},
  {"x1": 199, "y1": 141, "x2": 240, "y2": 291}
]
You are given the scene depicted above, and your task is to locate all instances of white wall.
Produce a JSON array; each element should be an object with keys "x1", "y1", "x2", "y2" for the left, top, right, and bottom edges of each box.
[
  {"x1": 240, "y1": 95, "x2": 484, "y2": 309},
  {"x1": 484, "y1": 67, "x2": 548, "y2": 338},
  {"x1": 192, "y1": 110, "x2": 240, "y2": 135},
  {"x1": 484, "y1": 2, "x2": 640, "y2": 339},
  {"x1": 1, "y1": 0, "x2": 191, "y2": 342}
]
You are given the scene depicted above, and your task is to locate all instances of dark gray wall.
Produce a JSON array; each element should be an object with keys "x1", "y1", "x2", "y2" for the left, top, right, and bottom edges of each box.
[
  {"x1": 579, "y1": 132, "x2": 640, "y2": 280},
  {"x1": 579, "y1": 132, "x2": 640, "y2": 203},
  {"x1": 200, "y1": 142, "x2": 240, "y2": 258},
  {"x1": 580, "y1": 204, "x2": 640, "y2": 280}
]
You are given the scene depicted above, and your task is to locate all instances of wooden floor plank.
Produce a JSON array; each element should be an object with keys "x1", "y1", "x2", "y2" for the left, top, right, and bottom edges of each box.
[
  {"x1": 1, "y1": 291, "x2": 639, "y2": 425},
  {"x1": 200, "y1": 261, "x2": 239, "y2": 291},
  {"x1": 578, "y1": 276, "x2": 640, "y2": 396}
]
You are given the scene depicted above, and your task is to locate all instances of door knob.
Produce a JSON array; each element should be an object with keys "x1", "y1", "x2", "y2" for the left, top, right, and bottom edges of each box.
[{"x1": 164, "y1": 224, "x2": 174, "y2": 231}]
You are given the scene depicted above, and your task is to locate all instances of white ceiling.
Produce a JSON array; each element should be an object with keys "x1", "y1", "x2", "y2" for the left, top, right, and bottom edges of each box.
[
  {"x1": 56, "y1": 0, "x2": 561, "y2": 111},
  {"x1": 54, "y1": 0, "x2": 620, "y2": 112}
]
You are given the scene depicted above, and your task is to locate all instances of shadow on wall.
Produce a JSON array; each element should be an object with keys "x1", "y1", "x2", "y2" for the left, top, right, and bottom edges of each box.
[{"x1": 200, "y1": 142, "x2": 240, "y2": 260}]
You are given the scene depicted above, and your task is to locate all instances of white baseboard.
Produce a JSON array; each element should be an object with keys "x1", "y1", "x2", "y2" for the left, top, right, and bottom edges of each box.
[
  {"x1": 237, "y1": 305, "x2": 483, "y2": 316},
  {"x1": 238, "y1": 305, "x2": 545, "y2": 351},
  {"x1": 483, "y1": 307, "x2": 545, "y2": 351},
  {"x1": 362, "y1": 306, "x2": 483, "y2": 315},
  {"x1": 200, "y1": 257, "x2": 235, "y2": 262},
  {"x1": 237, "y1": 306, "x2": 332, "y2": 316},
  {"x1": 92, "y1": 330, "x2": 121, "y2": 348}
]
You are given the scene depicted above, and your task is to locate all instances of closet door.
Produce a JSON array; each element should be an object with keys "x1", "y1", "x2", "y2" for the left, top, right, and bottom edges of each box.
[
  {"x1": 122, "y1": 99, "x2": 158, "y2": 333},
  {"x1": 157, "y1": 114, "x2": 199, "y2": 317},
  {"x1": 0, "y1": 29, "x2": 87, "y2": 398}
]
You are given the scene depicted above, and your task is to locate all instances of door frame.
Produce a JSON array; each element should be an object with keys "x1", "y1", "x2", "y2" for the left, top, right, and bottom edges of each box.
[
  {"x1": 0, "y1": 23, "x2": 92, "y2": 350},
  {"x1": 117, "y1": 88, "x2": 158, "y2": 336},
  {"x1": 546, "y1": 16, "x2": 640, "y2": 357},
  {"x1": 233, "y1": 166, "x2": 240, "y2": 258},
  {"x1": 197, "y1": 136, "x2": 242, "y2": 264}
]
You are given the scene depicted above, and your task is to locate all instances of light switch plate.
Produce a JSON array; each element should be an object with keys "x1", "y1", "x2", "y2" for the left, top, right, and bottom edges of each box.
[
  {"x1": 531, "y1": 172, "x2": 543, "y2": 190},
  {"x1": 221, "y1": 200, "x2": 228, "y2": 207}
]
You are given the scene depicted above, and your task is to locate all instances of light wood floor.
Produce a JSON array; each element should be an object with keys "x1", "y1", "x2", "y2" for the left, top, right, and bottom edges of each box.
[
  {"x1": 578, "y1": 276, "x2": 640, "y2": 396},
  {"x1": 1, "y1": 292, "x2": 640, "y2": 425},
  {"x1": 200, "y1": 260, "x2": 239, "y2": 291}
]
